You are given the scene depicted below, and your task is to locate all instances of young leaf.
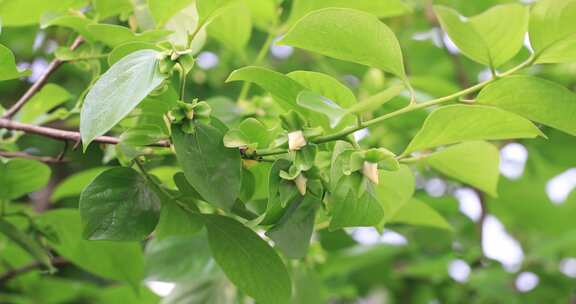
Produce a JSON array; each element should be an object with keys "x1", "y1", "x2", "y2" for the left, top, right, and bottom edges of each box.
[
  {"x1": 86, "y1": 24, "x2": 171, "y2": 47},
  {"x1": 403, "y1": 105, "x2": 544, "y2": 155},
  {"x1": 296, "y1": 90, "x2": 349, "y2": 128},
  {"x1": 477, "y1": 76, "x2": 576, "y2": 136},
  {"x1": 38, "y1": 209, "x2": 145, "y2": 286},
  {"x1": 0, "y1": 218, "x2": 54, "y2": 272},
  {"x1": 373, "y1": 165, "x2": 415, "y2": 227},
  {"x1": 280, "y1": 8, "x2": 406, "y2": 79},
  {"x1": 260, "y1": 159, "x2": 299, "y2": 225},
  {"x1": 79, "y1": 167, "x2": 161, "y2": 241},
  {"x1": 266, "y1": 194, "x2": 318, "y2": 259},
  {"x1": 197, "y1": 0, "x2": 241, "y2": 24},
  {"x1": 93, "y1": 0, "x2": 132, "y2": 18},
  {"x1": 148, "y1": 0, "x2": 193, "y2": 26},
  {"x1": 0, "y1": 44, "x2": 31, "y2": 81},
  {"x1": 0, "y1": 158, "x2": 51, "y2": 200},
  {"x1": 204, "y1": 214, "x2": 292, "y2": 304},
  {"x1": 172, "y1": 122, "x2": 242, "y2": 210},
  {"x1": 108, "y1": 42, "x2": 161, "y2": 65},
  {"x1": 16, "y1": 84, "x2": 71, "y2": 124},
  {"x1": 346, "y1": 84, "x2": 405, "y2": 114},
  {"x1": 80, "y1": 50, "x2": 165, "y2": 148},
  {"x1": 426, "y1": 141, "x2": 500, "y2": 197},
  {"x1": 434, "y1": 4, "x2": 528, "y2": 68},
  {"x1": 388, "y1": 198, "x2": 452, "y2": 230},
  {"x1": 226, "y1": 66, "x2": 303, "y2": 111},
  {"x1": 529, "y1": 0, "x2": 576, "y2": 63},
  {"x1": 0, "y1": 0, "x2": 87, "y2": 26}
]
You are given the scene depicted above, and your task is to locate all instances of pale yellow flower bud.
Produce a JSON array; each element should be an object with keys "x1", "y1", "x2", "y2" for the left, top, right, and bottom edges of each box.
[
  {"x1": 288, "y1": 130, "x2": 307, "y2": 150},
  {"x1": 362, "y1": 161, "x2": 379, "y2": 184}
]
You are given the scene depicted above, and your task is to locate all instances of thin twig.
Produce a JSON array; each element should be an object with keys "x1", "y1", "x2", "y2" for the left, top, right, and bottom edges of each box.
[
  {"x1": 0, "y1": 118, "x2": 170, "y2": 147},
  {"x1": 0, "y1": 257, "x2": 69, "y2": 286},
  {"x1": 0, "y1": 151, "x2": 67, "y2": 163},
  {"x1": 2, "y1": 37, "x2": 84, "y2": 119}
]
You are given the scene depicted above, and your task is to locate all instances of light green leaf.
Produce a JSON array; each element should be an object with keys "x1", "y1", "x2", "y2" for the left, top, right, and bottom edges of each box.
[
  {"x1": 40, "y1": 13, "x2": 94, "y2": 41},
  {"x1": 148, "y1": 0, "x2": 193, "y2": 26},
  {"x1": 434, "y1": 4, "x2": 528, "y2": 68},
  {"x1": 374, "y1": 165, "x2": 414, "y2": 226},
  {"x1": 223, "y1": 117, "x2": 272, "y2": 148},
  {"x1": 477, "y1": 75, "x2": 576, "y2": 136},
  {"x1": 403, "y1": 105, "x2": 544, "y2": 155},
  {"x1": 0, "y1": 0, "x2": 87, "y2": 26},
  {"x1": 266, "y1": 194, "x2": 318, "y2": 258},
  {"x1": 38, "y1": 209, "x2": 145, "y2": 286},
  {"x1": 0, "y1": 218, "x2": 53, "y2": 272},
  {"x1": 0, "y1": 44, "x2": 31, "y2": 81},
  {"x1": 0, "y1": 158, "x2": 51, "y2": 200},
  {"x1": 79, "y1": 167, "x2": 161, "y2": 241},
  {"x1": 16, "y1": 84, "x2": 71, "y2": 124},
  {"x1": 388, "y1": 198, "x2": 452, "y2": 230},
  {"x1": 280, "y1": 8, "x2": 406, "y2": 79},
  {"x1": 287, "y1": 0, "x2": 412, "y2": 27},
  {"x1": 51, "y1": 167, "x2": 110, "y2": 202},
  {"x1": 145, "y1": 234, "x2": 211, "y2": 282},
  {"x1": 197, "y1": 0, "x2": 240, "y2": 24},
  {"x1": 207, "y1": 1, "x2": 252, "y2": 54},
  {"x1": 80, "y1": 49, "x2": 165, "y2": 148},
  {"x1": 204, "y1": 214, "x2": 292, "y2": 304},
  {"x1": 245, "y1": 0, "x2": 277, "y2": 30},
  {"x1": 108, "y1": 41, "x2": 161, "y2": 65},
  {"x1": 426, "y1": 141, "x2": 500, "y2": 197},
  {"x1": 287, "y1": 71, "x2": 357, "y2": 108},
  {"x1": 172, "y1": 122, "x2": 242, "y2": 210},
  {"x1": 529, "y1": 0, "x2": 576, "y2": 63},
  {"x1": 165, "y1": 2, "x2": 207, "y2": 50},
  {"x1": 296, "y1": 91, "x2": 349, "y2": 128},
  {"x1": 86, "y1": 24, "x2": 171, "y2": 47},
  {"x1": 346, "y1": 84, "x2": 405, "y2": 114},
  {"x1": 227, "y1": 66, "x2": 303, "y2": 111},
  {"x1": 93, "y1": 0, "x2": 132, "y2": 18}
]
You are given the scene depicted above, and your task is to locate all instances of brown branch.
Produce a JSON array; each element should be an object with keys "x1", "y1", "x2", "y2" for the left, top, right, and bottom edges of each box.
[
  {"x1": 1, "y1": 37, "x2": 84, "y2": 119},
  {"x1": 0, "y1": 118, "x2": 170, "y2": 147},
  {"x1": 0, "y1": 151, "x2": 67, "y2": 163},
  {"x1": 0, "y1": 257, "x2": 69, "y2": 286}
]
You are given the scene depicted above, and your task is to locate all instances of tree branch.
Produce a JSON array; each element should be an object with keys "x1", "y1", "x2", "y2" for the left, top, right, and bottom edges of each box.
[
  {"x1": 0, "y1": 118, "x2": 170, "y2": 147},
  {"x1": 0, "y1": 257, "x2": 69, "y2": 286},
  {"x1": 1, "y1": 37, "x2": 84, "y2": 119},
  {"x1": 0, "y1": 151, "x2": 67, "y2": 163}
]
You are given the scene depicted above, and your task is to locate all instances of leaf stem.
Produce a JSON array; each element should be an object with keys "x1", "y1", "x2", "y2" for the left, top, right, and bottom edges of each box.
[
  {"x1": 250, "y1": 56, "x2": 535, "y2": 157},
  {"x1": 178, "y1": 64, "x2": 188, "y2": 100}
]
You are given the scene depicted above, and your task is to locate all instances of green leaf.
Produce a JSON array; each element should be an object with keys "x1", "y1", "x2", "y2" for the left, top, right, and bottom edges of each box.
[
  {"x1": 207, "y1": 1, "x2": 252, "y2": 54},
  {"x1": 286, "y1": 0, "x2": 412, "y2": 26},
  {"x1": 86, "y1": 24, "x2": 171, "y2": 47},
  {"x1": 93, "y1": 0, "x2": 132, "y2": 18},
  {"x1": 108, "y1": 42, "x2": 161, "y2": 65},
  {"x1": 148, "y1": 0, "x2": 193, "y2": 26},
  {"x1": 296, "y1": 91, "x2": 349, "y2": 128},
  {"x1": 0, "y1": 158, "x2": 51, "y2": 200},
  {"x1": 280, "y1": 8, "x2": 406, "y2": 79},
  {"x1": 227, "y1": 66, "x2": 303, "y2": 111},
  {"x1": 373, "y1": 165, "x2": 414, "y2": 226},
  {"x1": 197, "y1": 0, "x2": 240, "y2": 25},
  {"x1": 346, "y1": 84, "x2": 405, "y2": 114},
  {"x1": 266, "y1": 194, "x2": 318, "y2": 258},
  {"x1": 477, "y1": 75, "x2": 576, "y2": 136},
  {"x1": 529, "y1": 0, "x2": 576, "y2": 63},
  {"x1": 38, "y1": 209, "x2": 145, "y2": 286},
  {"x1": 388, "y1": 198, "x2": 452, "y2": 230},
  {"x1": 165, "y1": 2, "x2": 207, "y2": 50},
  {"x1": 0, "y1": 44, "x2": 30, "y2": 81},
  {"x1": 204, "y1": 214, "x2": 292, "y2": 304},
  {"x1": 79, "y1": 167, "x2": 161, "y2": 241},
  {"x1": 145, "y1": 234, "x2": 211, "y2": 282},
  {"x1": 155, "y1": 194, "x2": 203, "y2": 239},
  {"x1": 260, "y1": 159, "x2": 299, "y2": 225},
  {"x1": 0, "y1": 218, "x2": 53, "y2": 272},
  {"x1": 426, "y1": 141, "x2": 500, "y2": 197},
  {"x1": 0, "y1": 0, "x2": 87, "y2": 26},
  {"x1": 51, "y1": 167, "x2": 110, "y2": 202},
  {"x1": 245, "y1": 0, "x2": 278, "y2": 31},
  {"x1": 287, "y1": 71, "x2": 357, "y2": 108},
  {"x1": 16, "y1": 84, "x2": 71, "y2": 124},
  {"x1": 80, "y1": 49, "x2": 165, "y2": 148},
  {"x1": 223, "y1": 117, "x2": 272, "y2": 148},
  {"x1": 403, "y1": 105, "x2": 544, "y2": 155},
  {"x1": 172, "y1": 122, "x2": 242, "y2": 210},
  {"x1": 40, "y1": 13, "x2": 94, "y2": 40},
  {"x1": 433, "y1": 4, "x2": 528, "y2": 68}
]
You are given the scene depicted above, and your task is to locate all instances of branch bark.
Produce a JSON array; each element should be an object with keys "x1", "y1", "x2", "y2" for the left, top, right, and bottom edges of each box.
[
  {"x1": 1, "y1": 37, "x2": 84, "y2": 119},
  {"x1": 0, "y1": 118, "x2": 170, "y2": 147},
  {"x1": 0, "y1": 151, "x2": 67, "y2": 163},
  {"x1": 0, "y1": 257, "x2": 69, "y2": 286}
]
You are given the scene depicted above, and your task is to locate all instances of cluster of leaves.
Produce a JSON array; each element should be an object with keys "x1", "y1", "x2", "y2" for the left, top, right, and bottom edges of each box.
[{"x1": 2, "y1": 0, "x2": 576, "y2": 303}]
